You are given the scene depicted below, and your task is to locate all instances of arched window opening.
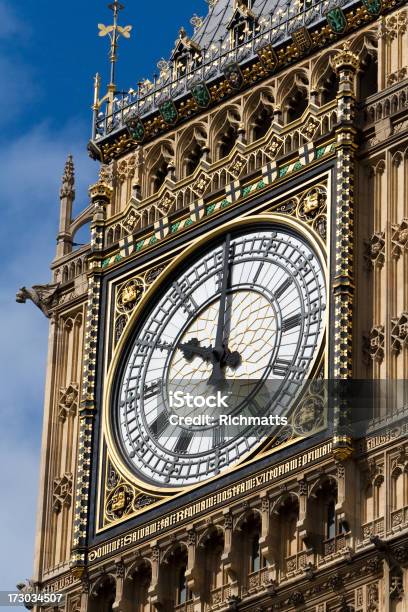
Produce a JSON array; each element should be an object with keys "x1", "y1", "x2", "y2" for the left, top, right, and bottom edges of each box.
[
  {"x1": 359, "y1": 52, "x2": 378, "y2": 99},
  {"x1": 285, "y1": 86, "x2": 308, "y2": 122},
  {"x1": 326, "y1": 499, "x2": 336, "y2": 540},
  {"x1": 152, "y1": 160, "x2": 169, "y2": 194},
  {"x1": 251, "y1": 105, "x2": 274, "y2": 141},
  {"x1": 196, "y1": 529, "x2": 225, "y2": 606},
  {"x1": 160, "y1": 546, "x2": 191, "y2": 612},
  {"x1": 219, "y1": 125, "x2": 238, "y2": 159},
  {"x1": 375, "y1": 478, "x2": 384, "y2": 518},
  {"x1": 184, "y1": 143, "x2": 202, "y2": 177},
  {"x1": 309, "y1": 480, "x2": 344, "y2": 556},
  {"x1": 274, "y1": 497, "x2": 301, "y2": 576},
  {"x1": 363, "y1": 484, "x2": 374, "y2": 524},
  {"x1": 177, "y1": 565, "x2": 190, "y2": 605},
  {"x1": 392, "y1": 470, "x2": 406, "y2": 511},
  {"x1": 250, "y1": 533, "x2": 261, "y2": 573},
  {"x1": 319, "y1": 68, "x2": 339, "y2": 105},
  {"x1": 124, "y1": 562, "x2": 151, "y2": 612},
  {"x1": 89, "y1": 577, "x2": 116, "y2": 612}
]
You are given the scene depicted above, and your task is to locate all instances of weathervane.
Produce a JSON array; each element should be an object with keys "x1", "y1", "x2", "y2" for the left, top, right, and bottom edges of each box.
[
  {"x1": 98, "y1": 1, "x2": 132, "y2": 87},
  {"x1": 92, "y1": 1, "x2": 132, "y2": 132}
]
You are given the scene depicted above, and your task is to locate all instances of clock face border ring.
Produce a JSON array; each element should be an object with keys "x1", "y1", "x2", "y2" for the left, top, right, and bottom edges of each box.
[{"x1": 103, "y1": 213, "x2": 328, "y2": 496}]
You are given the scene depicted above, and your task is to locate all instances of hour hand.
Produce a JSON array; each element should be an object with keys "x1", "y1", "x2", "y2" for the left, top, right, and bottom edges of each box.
[{"x1": 178, "y1": 338, "x2": 215, "y2": 363}]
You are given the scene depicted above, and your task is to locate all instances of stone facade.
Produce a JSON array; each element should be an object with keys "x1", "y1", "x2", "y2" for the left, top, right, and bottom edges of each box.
[{"x1": 20, "y1": 1, "x2": 408, "y2": 611}]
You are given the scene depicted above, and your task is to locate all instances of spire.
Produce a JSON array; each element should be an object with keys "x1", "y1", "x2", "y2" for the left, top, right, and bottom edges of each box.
[
  {"x1": 98, "y1": 1, "x2": 132, "y2": 88},
  {"x1": 57, "y1": 155, "x2": 75, "y2": 259},
  {"x1": 60, "y1": 154, "x2": 75, "y2": 200}
]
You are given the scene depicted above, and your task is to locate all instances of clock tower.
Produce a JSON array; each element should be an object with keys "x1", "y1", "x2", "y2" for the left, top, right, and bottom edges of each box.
[{"x1": 19, "y1": 0, "x2": 408, "y2": 610}]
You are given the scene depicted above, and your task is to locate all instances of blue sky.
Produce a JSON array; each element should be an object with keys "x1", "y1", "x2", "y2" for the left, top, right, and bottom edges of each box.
[{"x1": 0, "y1": 0, "x2": 208, "y2": 600}]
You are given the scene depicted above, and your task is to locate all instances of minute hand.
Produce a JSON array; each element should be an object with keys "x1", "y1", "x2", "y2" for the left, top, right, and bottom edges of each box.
[
  {"x1": 215, "y1": 233, "x2": 231, "y2": 355},
  {"x1": 208, "y1": 235, "x2": 232, "y2": 388}
]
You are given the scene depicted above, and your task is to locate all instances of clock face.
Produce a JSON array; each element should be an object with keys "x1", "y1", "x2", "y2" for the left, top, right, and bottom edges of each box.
[{"x1": 113, "y1": 225, "x2": 326, "y2": 489}]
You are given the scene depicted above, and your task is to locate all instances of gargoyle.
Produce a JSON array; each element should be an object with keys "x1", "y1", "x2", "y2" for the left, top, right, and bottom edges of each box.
[{"x1": 16, "y1": 283, "x2": 60, "y2": 318}]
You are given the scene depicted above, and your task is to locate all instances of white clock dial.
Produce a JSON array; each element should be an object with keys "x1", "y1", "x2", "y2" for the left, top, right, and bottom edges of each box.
[{"x1": 113, "y1": 225, "x2": 326, "y2": 488}]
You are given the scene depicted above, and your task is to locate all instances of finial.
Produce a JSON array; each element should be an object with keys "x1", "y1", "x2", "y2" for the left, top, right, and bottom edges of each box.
[
  {"x1": 190, "y1": 14, "x2": 204, "y2": 32},
  {"x1": 98, "y1": 0, "x2": 132, "y2": 88},
  {"x1": 179, "y1": 26, "x2": 187, "y2": 39},
  {"x1": 60, "y1": 154, "x2": 75, "y2": 200}
]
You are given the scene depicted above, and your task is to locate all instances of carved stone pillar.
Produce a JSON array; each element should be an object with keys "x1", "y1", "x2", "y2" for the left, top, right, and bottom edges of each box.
[
  {"x1": 185, "y1": 528, "x2": 198, "y2": 594},
  {"x1": 148, "y1": 545, "x2": 161, "y2": 609},
  {"x1": 70, "y1": 180, "x2": 112, "y2": 576},
  {"x1": 56, "y1": 155, "x2": 75, "y2": 259},
  {"x1": 259, "y1": 494, "x2": 272, "y2": 562},
  {"x1": 331, "y1": 42, "x2": 360, "y2": 462},
  {"x1": 222, "y1": 511, "x2": 239, "y2": 597},
  {"x1": 112, "y1": 561, "x2": 125, "y2": 612},
  {"x1": 79, "y1": 575, "x2": 90, "y2": 612}
]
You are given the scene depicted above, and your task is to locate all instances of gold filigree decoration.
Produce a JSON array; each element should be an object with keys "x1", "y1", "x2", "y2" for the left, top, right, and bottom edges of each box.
[
  {"x1": 192, "y1": 171, "x2": 211, "y2": 197},
  {"x1": 114, "y1": 265, "x2": 167, "y2": 346},
  {"x1": 265, "y1": 134, "x2": 283, "y2": 159},
  {"x1": 301, "y1": 117, "x2": 320, "y2": 141},
  {"x1": 228, "y1": 153, "x2": 247, "y2": 178},
  {"x1": 103, "y1": 459, "x2": 162, "y2": 527},
  {"x1": 272, "y1": 184, "x2": 327, "y2": 240}
]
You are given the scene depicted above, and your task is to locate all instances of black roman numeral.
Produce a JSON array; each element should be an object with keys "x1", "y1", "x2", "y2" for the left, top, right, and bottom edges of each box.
[
  {"x1": 282, "y1": 313, "x2": 302, "y2": 333},
  {"x1": 272, "y1": 358, "x2": 292, "y2": 376},
  {"x1": 212, "y1": 424, "x2": 225, "y2": 448},
  {"x1": 151, "y1": 411, "x2": 170, "y2": 437},
  {"x1": 274, "y1": 277, "x2": 293, "y2": 299},
  {"x1": 143, "y1": 379, "x2": 162, "y2": 399},
  {"x1": 174, "y1": 432, "x2": 193, "y2": 455}
]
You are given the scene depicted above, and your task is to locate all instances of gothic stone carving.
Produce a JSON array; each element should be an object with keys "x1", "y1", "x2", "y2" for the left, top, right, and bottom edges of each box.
[
  {"x1": 391, "y1": 313, "x2": 408, "y2": 355},
  {"x1": 192, "y1": 171, "x2": 211, "y2": 197},
  {"x1": 363, "y1": 326, "x2": 385, "y2": 364},
  {"x1": 16, "y1": 283, "x2": 60, "y2": 318},
  {"x1": 392, "y1": 219, "x2": 408, "y2": 259},
  {"x1": 365, "y1": 232, "x2": 385, "y2": 269},
  {"x1": 53, "y1": 473, "x2": 73, "y2": 513},
  {"x1": 59, "y1": 384, "x2": 79, "y2": 422},
  {"x1": 228, "y1": 153, "x2": 247, "y2": 178}
]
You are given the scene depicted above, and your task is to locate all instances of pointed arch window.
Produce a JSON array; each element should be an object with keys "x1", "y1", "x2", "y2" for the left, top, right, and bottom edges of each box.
[
  {"x1": 358, "y1": 51, "x2": 378, "y2": 99},
  {"x1": 326, "y1": 499, "x2": 336, "y2": 540},
  {"x1": 286, "y1": 87, "x2": 308, "y2": 122},
  {"x1": 177, "y1": 565, "x2": 190, "y2": 605},
  {"x1": 152, "y1": 161, "x2": 169, "y2": 193},
  {"x1": 319, "y1": 68, "x2": 339, "y2": 105},
  {"x1": 251, "y1": 104, "x2": 274, "y2": 141},
  {"x1": 250, "y1": 534, "x2": 261, "y2": 573}
]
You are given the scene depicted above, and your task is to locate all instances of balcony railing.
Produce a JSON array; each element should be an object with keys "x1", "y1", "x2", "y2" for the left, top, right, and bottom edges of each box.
[
  {"x1": 92, "y1": 0, "x2": 357, "y2": 141},
  {"x1": 391, "y1": 505, "x2": 408, "y2": 530},
  {"x1": 323, "y1": 532, "x2": 348, "y2": 557},
  {"x1": 175, "y1": 600, "x2": 195, "y2": 612},
  {"x1": 210, "y1": 584, "x2": 232, "y2": 608},
  {"x1": 285, "y1": 551, "x2": 309, "y2": 575},
  {"x1": 360, "y1": 517, "x2": 385, "y2": 541}
]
